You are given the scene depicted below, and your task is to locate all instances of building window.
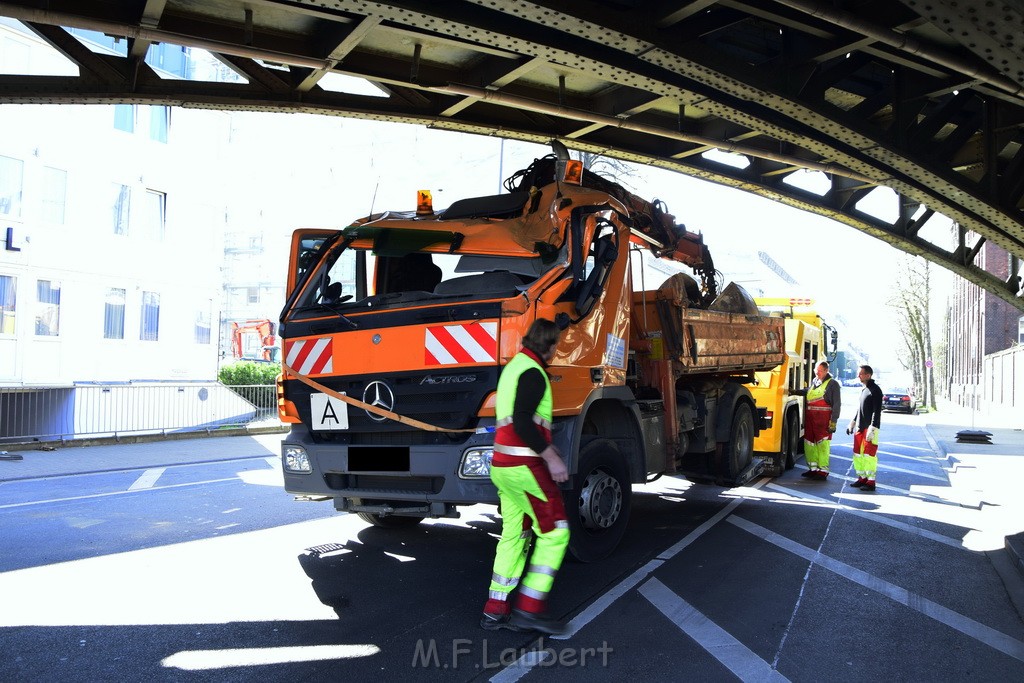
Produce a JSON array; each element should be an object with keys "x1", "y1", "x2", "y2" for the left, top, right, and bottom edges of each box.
[
  {"x1": 113, "y1": 104, "x2": 135, "y2": 132},
  {"x1": 143, "y1": 190, "x2": 166, "y2": 240},
  {"x1": 104, "y1": 287, "x2": 125, "y2": 339},
  {"x1": 247, "y1": 287, "x2": 260, "y2": 304},
  {"x1": 111, "y1": 183, "x2": 130, "y2": 235},
  {"x1": 35, "y1": 280, "x2": 60, "y2": 336},
  {"x1": 41, "y1": 166, "x2": 67, "y2": 224},
  {"x1": 195, "y1": 304, "x2": 211, "y2": 344},
  {"x1": 149, "y1": 106, "x2": 169, "y2": 143},
  {"x1": 0, "y1": 154, "x2": 24, "y2": 217},
  {"x1": 0, "y1": 275, "x2": 15, "y2": 335},
  {"x1": 140, "y1": 291, "x2": 160, "y2": 341}
]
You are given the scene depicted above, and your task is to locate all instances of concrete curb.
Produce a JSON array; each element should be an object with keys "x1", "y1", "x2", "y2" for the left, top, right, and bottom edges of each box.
[
  {"x1": 0, "y1": 424, "x2": 288, "y2": 452},
  {"x1": 1007, "y1": 533, "x2": 1024, "y2": 582}
]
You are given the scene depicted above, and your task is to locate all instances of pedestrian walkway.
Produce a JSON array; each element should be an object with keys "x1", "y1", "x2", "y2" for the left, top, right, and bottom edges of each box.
[{"x1": 914, "y1": 400, "x2": 1024, "y2": 582}]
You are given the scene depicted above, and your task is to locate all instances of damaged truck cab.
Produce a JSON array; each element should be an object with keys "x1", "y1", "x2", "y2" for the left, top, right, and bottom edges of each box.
[{"x1": 278, "y1": 147, "x2": 785, "y2": 561}]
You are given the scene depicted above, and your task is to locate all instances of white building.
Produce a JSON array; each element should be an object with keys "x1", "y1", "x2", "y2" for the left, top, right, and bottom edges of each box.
[{"x1": 0, "y1": 20, "x2": 228, "y2": 384}]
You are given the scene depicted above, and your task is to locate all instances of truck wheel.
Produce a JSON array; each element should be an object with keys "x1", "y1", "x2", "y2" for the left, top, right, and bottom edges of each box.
[
  {"x1": 565, "y1": 438, "x2": 631, "y2": 563},
  {"x1": 768, "y1": 410, "x2": 799, "y2": 478},
  {"x1": 356, "y1": 512, "x2": 424, "y2": 528},
  {"x1": 720, "y1": 402, "x2": 754, "y2": 481},
  {"x1": 783, "y1": 410, "x2": 799, "y2": 470}
]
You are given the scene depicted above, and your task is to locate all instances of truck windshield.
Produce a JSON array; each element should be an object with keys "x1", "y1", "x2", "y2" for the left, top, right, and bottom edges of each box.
[{"x1": 287, "y1": 243, "x2": 566, "y2": 321}]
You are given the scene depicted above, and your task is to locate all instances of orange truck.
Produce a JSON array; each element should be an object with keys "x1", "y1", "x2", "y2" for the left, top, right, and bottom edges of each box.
[
  {"x1": 277, "y1": 143, "x2": 785, "y2": 561},
  {"x1": 749, "y1": 299, "x2": 837, "y2": 477}
]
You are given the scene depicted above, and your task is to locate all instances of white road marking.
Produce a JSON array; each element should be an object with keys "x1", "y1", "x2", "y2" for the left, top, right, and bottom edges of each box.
[
  {"x1": 489, "y1": 479, "x2": 768, "y2": 682},
  {"x1": 639, "y1": 577, "x2": 789, "y2": 682},
  {"x1": 128, "y1": 468, "x2": 166, "y2": 491},
  {"x1": 728, "y1": 515, "x2": 1024, "y2": 662},
  {"x1": 766, "y1": 483, "x2": 966, "y2": 550},
  {"x1": 826, "y1": 453, "x2": 947, "y2": 481},
  {"x1": 792, "y1": 466, "x2": 907, "y2": 494},
  {"x1": 0, "y1": 478, "x2": 239, "y2": 509},
  {"x1": 265, "y1": 456, "x2": 279, "y2": 469}
]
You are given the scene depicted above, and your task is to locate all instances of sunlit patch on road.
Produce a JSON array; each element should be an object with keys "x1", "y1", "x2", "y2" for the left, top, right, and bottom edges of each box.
[{"x1": 161, "y1": 643, "x2": 381, "y2": 670}]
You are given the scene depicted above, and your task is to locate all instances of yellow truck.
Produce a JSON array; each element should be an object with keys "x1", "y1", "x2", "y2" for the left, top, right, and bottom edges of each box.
[{"x1": 750, "y1": 298, "x2": 837, "y2": 476}]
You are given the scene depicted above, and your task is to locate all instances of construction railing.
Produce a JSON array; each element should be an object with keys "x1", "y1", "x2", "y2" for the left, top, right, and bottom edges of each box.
[{"x1": 0, "y1": 382, "x2": 283, "y2": 445}]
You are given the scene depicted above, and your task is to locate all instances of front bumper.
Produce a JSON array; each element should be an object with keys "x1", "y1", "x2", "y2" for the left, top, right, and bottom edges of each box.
[{"x1": 281, "y1": 424, "x2": 499, "y2": 512}]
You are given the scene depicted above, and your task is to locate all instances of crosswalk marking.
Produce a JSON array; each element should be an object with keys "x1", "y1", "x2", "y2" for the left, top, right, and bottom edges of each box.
[
  {"x1": 639, "y1": 577, "x2": 789, "y2": 682},
  {"x1": 728, "y1": 515, "x2": 1024, "y2": 662}
]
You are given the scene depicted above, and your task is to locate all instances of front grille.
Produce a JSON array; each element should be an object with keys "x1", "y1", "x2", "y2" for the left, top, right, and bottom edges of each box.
[
  {"x1": 311, "y1": 430, "x2": 472, "y2": 446},
  {"x1": 323, "y1": 473, "x2": 443, "y2": 494}
]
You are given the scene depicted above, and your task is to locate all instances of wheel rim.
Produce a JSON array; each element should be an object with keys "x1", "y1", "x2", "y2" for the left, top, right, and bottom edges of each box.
[{"x1": 578, "y1": 468, "x2": 623, "y2": 530}]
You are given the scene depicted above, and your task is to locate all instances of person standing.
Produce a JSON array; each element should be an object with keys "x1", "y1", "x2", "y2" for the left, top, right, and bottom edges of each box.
[
  {"x1": 800, "y1": 360, "x2": 841, "y2": 479},
  {"x1": 847, "y1": 364, "x2": 884, "y2": 491},
  {"x1": 480, "y1": 318, "x2": 570, "y2": 636}
]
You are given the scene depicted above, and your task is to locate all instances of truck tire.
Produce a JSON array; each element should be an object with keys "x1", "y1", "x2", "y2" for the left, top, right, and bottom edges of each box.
[
  {"x1": 783, "y1": 410, "x2": 799, "y2": 471},
  {"x1": 720, "y1": 401, "x2": 754, "y2": 481},
  {"x1": 565, "y1": 438, "x2": 631, "y2": 563},
  {"x1": 769, "y1": 409, "x2": 799, "y2": 476},
  {"x1": 356, "y1": 512, "x2": 425, "y2": 528}
]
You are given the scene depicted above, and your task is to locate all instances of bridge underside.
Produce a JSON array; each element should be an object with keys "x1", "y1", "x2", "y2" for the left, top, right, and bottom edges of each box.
[{"x1": 0, "y1": 0, "x2": 1022, "y2": 309}]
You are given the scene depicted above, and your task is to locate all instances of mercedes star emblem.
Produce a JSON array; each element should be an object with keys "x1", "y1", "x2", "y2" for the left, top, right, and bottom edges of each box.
[{"x1": 362, "y1": 381, "x2": 395, "y2": 421}]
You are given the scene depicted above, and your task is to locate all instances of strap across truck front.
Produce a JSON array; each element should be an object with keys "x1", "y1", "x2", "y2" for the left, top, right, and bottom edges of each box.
[{"x1": 283, "y1": 362, "x2": 478, "y2": 434}]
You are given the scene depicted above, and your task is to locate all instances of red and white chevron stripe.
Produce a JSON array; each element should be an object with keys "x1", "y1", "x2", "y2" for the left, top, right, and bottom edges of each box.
[
  {"x1": 284, "y1": 337, "x2": 333, "y2": 375},
  {"x1": 425, "y1": 322, "x2": 498, "y2": 366}
]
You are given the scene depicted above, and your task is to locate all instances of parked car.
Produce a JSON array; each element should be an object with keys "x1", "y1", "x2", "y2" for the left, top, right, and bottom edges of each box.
[{"x1": 883, "y1": 388, "x2": 917, "y2": 413}]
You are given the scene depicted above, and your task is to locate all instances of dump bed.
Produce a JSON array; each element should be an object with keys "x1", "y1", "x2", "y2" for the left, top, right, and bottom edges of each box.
[{"x1": 633, "y1": 275, "x2": 785, "y2": 377}]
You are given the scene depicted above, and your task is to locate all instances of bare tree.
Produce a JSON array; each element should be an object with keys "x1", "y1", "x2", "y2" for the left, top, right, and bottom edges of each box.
[
  {"x1": 888, "y1": 256, "x2": 936, "y2": 409},
  {"x1": 576, "y1": 151, "x2": 640, "y2": 189}
]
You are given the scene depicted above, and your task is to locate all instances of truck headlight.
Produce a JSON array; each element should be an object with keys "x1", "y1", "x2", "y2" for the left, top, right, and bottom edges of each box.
[
  {"x1": 460, "y1": 448, "x2": 493, "y2": 478},
  {"x1": 283, "y1": 445, "x2": 312, "y2": 473}
]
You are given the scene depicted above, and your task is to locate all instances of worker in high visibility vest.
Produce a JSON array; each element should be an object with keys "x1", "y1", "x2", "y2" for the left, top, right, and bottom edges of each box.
[
  {"x1": 847, "y1": 364, "x2": 883, "y2": 491},
  {"x1": 480, "y1": 318, "x2": 570, "y2": 636},
  {"x1": 799, "y1": 361, "x2": 841, "y2": 479}
]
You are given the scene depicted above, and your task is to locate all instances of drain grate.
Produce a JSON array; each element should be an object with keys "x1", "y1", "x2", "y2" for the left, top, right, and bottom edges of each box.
[{"x1": 305, "y1": 543, "x2": 348, "y2": 556}]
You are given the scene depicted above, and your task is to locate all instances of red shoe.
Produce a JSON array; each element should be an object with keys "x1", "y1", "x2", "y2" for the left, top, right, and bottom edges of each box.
[
  {"x1": 814, "y1": 470, "x2": 829, "y2": 480},
  {"x1": 850, "y1": 478, "x2": 866, "y2": 488},
  {"x1": 860, "y1": 479, "x2": 876, "y2": 492}
]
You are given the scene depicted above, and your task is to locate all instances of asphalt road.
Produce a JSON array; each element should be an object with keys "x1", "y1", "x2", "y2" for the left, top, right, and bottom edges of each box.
[{"x1": 2, "y1": 410, "x2": 1023, "y2": 682}]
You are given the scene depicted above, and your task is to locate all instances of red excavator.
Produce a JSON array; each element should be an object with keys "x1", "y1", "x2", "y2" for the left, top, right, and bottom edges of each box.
[{"x1": 229, "y1": 319, "x2": 279, "y2": 362}]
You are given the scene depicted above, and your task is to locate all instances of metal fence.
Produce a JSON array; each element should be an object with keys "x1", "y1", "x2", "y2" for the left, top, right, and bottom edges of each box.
[{"x1": 0, "y1": 382, "x2": 283, "y2": 445}]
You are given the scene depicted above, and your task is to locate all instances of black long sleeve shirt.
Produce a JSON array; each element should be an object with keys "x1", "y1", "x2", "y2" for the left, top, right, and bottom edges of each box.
[{"x1": 855, "y1": 379, "x2": 883, "y2": 430}]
